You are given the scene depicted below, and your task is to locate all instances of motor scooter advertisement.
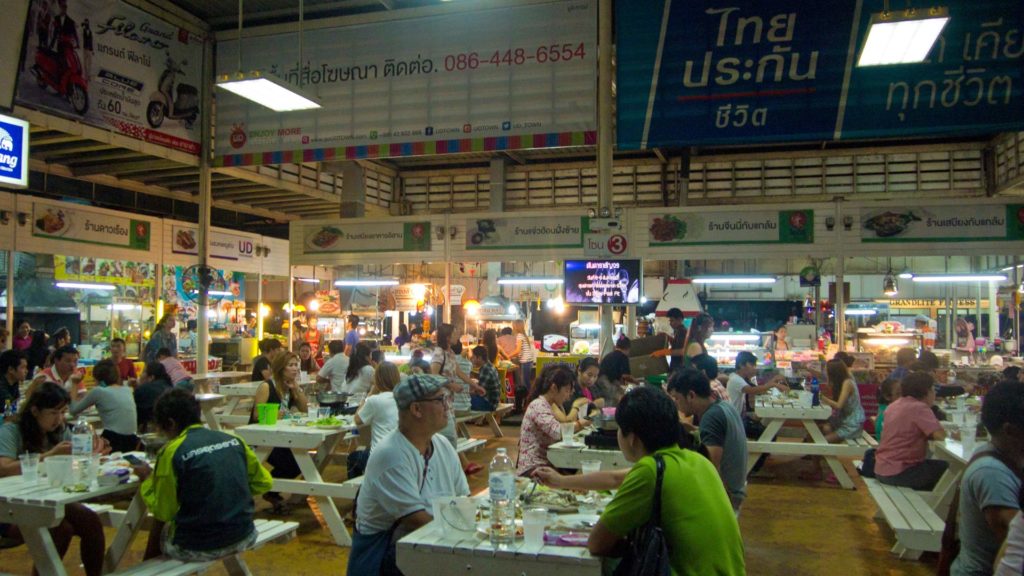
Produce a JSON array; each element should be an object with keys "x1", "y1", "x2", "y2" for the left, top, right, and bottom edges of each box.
[{"x1": 16, "y1": 0, "x2": 203, "y2": 155}]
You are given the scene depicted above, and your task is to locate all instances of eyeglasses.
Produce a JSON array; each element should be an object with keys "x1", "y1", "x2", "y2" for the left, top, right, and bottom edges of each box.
[{"x1": 417, "y1": 393, "x2": 452, "y2": 408}]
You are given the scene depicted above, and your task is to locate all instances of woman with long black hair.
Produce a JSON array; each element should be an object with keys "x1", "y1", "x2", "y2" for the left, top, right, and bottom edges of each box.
[{"x1": 345, "y1": 342, "x2": 376, "y2": 404}]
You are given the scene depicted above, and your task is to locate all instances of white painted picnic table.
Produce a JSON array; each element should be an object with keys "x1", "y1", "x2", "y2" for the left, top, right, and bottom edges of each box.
[
  {"x1": 926, "y1": 438, "x2": 973, "y2": 518},
  {"x1": 195, "y1": 393, "x2": 227, "y2": 431},
  {"x1": 397, "y1": 504, "x2": 602, "y2": 576},
  {"x1": 191, "y1": 371, "x2": 251, "y2": 384},
  {"x1": 747, "y1": 398, "x2": 875, "y2": 490},
  {"x1": 216, "y1": 381, "x2": 264, "y2": 428},
  {"x1": 234, "y1": 419, "x2": 357, "y2": 547},
  {"x1": 546, "y1": 440, "x2": 630, "y2": 471},
  {"x1": 0, "y1": 474, "x2": 147, "y2": 576}
]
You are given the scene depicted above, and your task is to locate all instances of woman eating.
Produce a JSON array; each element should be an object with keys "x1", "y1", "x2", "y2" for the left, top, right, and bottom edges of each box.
[
  {"x1": 517, "y1": 364, "x2": 587, "y2": 477},
  {"x1": 568, "y1": 356, "x2": 603, "y2": 417},
  {"x1": 251, "y1": 351, "x2": 308, "y2": 514},
  {"x1": 803, "y1": 359, "x2": 866, "y2": 483},
  {"x1": 69, "y1": 359, "x2": 139, "y2": 453},
  {"x1": 344, "y1": 343, "x2": 376, "y2": 405},
  {"x1": 0, "y1": 382, "x2": 107, "y2": 576}
]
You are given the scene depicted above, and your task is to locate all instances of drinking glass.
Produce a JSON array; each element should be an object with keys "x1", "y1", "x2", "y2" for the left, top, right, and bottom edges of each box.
[
  {"x1": 560, "y1": 421, "x2": 576, "y2": 445},
  {"x1": 579, "y1": 459, "x2": 601, "y2": 515},
  {"x1": 307, "y1": 400, "x2": 319, "y2": 420},
  {"x1": 19, "y1": 453, "x2": 39, "y2": 482},
  {"x1": 318, "y1": 406, "x2": 332, "y2": 419},
  {"x1": 523, "y1": 507, "x2": 548, "y2": 547}
]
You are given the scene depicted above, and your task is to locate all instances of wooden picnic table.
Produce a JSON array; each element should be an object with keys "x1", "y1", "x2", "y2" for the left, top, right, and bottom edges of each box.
[
  {"x1": 747, "y1": 397, "x2": 876, "y2": 490},
  {"x1": 234, "y1": 419, "x2": 357, "y2": 547},
  {"x1": 0, "y1": 473, "x2": 147, "y2": 576},
  {"x1": 546, "y1": 440, "x2": 630, "y2": 471},
  {"x1": 195, "y1": 393, "x2": 227, "y2": 431},
  {"x1": 217, "y1": 381, "x2": 264, "y2": 428}
]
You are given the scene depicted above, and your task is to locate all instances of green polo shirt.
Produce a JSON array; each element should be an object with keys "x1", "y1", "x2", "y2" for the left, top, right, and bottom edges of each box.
[{"x1": 599, "y1": 445, "x2": 745, "y2": 575}]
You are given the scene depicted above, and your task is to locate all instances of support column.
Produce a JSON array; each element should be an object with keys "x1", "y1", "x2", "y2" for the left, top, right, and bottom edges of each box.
[
  {"x1": 487, "y1": 159, "x2": 507, "y2": 300},
  {"x1": 597, "y1": 0, "x2": 614, "y2": 358},
  {"x1": 5, "y1": 249, "x2": 13, "y2": 349},
  {"x1": 196, "y1": 34, "x2": 214, "y2": 374},
  {"x1": 340, "y1": 162, "x2": 366, "y2": 218}
]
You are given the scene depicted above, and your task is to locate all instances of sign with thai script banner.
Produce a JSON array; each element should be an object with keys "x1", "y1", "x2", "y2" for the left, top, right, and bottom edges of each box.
[
  {"x1": 0, "y1": 113, "x2": 28, "y2": 188},
  {"x1": 466, "y1": 216, "x2": 587, "y2": 250},
  {"x1": 860, "y1": 205, "x2": 1024, "y2": 242},
  {"x1": 16, "y1": 0, "x2": 204, "y2": 154},
  {"x1": 55, "y1": 255, "x2": 155, "y2": 287},
  {"x1": 301, "y1": 221, "x2": 431, "y2": 254},
  {"x1": 32, "y1": 201, "x2": 150, "y2": 250},
  {"x1": 617, "y1": 0, "x2": 1023, "y2": 149},
  {"x1": 214, "y1": 0, "x2": 596, "y2": 165},
  {"x1": 170, "y1": 225, "x2": 255, "y2": 261},
  {"x1": 647, "y1": 210, "x2": 813, "y2": 245}
]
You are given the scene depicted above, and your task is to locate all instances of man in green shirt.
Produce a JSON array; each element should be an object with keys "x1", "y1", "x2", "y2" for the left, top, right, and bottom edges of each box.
[
  {"x1": 589, "y1": 387, "x2": 745, "y2": 575},
  {"x1": 134, "y1": 389, "x2": 272, "y2": 561}
]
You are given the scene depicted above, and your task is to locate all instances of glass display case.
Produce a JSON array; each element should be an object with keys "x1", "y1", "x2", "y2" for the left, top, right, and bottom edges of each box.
[
  {"x1": 706, "y1": 333, "x2": 770, "y2": 369},
  {"x1": 854, "y1": 330, "x2": 923, "y2": 366}
]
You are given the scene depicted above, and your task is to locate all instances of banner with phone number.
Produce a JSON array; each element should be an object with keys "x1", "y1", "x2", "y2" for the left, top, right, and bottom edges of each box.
[
  {"x1": 214, "y1": 0, "x2": 596, "y2": 165},
  {"x1": 16, "y1": 0, "x2": 204, "y2": 154}
]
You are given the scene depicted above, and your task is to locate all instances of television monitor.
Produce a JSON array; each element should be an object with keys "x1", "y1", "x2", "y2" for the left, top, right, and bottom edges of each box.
[{"x1": 564, "y1": 259, "x2": 641, "y2": 305}]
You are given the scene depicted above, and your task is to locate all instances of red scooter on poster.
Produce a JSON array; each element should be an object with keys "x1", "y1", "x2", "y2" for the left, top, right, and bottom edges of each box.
[{"x1": 31, "y1": 32, "x2": 89, "y2": 115}]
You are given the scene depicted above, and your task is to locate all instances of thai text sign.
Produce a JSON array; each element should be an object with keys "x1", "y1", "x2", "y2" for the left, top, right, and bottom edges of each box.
[
  {"x1": 0, "y1": 114, "x2": 28, "y2": 188},
  {"x1": 17, "y1": 0, "x2": 204, "y2": 154},
  {"x1": 171, "y1": 225, "x2": 255, "y2": 261},
  {"x1": 617, "y1": 0, "x2": 1023, "y2": 148},
  {"x1": 32, "y1": 201, "x2": 150, "y2": 250},
  {"x1": 860, "y1": 205, "x2": 1024, "y2": 242},
  {"x1": 466, "y1": 216, "x2": 587, "y2": 250},
  {"x1": 648, "y1": 210, "x2": 813, "y2": 245},
  {"x1": 214, "y1": 0, "x2": 596, "y2": 165},
  {"x1": 301, "y1": 222, "x2": 431, "y2": 254}
]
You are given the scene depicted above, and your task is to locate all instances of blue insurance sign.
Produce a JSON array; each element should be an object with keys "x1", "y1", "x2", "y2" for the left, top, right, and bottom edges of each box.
[{"x1": 0, "y1": 114, "x2": 28, "y2": 189}]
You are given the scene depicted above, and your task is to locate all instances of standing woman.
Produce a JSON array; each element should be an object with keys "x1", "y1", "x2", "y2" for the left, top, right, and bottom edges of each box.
[
  {"x1": 517, "y1": 364, "x2": 587, "y2": 477},
  {"x1": 432, "y1": 324, "x2": 481, "y2": 475},
  {"x1": 12, "y1": 321, "x2": 32, "y2": 352},
  {"x1": 512, "y1": 319, "x2": 536, "y2": 413},
  {"x1": 482, "y1": 328, "x2": 509, "y2": 365},
  {"x1": 394, "y1": 323, "x2": 412, "y2": 350},
  {"x1": 51, "y1": 327, "x2": 72, "y2": 351},
  {"x1": 26, "y1": 330, "x2": 50, "y2": 376},
  {"x1": 143, "y1": 314, "x2": 177, "y2": 364},
  {"x1": 654, "y1": 312, "x2": 714, "y2": 371},
  {"x1": 0, "y1": 382, "x2": 107, "y2": 576},
  {"x1": 344, "y1": 342, "x2": 376, "y2": 405},
  {"x1": 251, "y1": 351, "x2": 308, "y2": 514}
]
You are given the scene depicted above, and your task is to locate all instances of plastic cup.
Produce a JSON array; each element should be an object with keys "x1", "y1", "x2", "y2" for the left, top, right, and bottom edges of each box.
[
  {"x1": 799, "y1": 390, "x2": 813, "y2": 409},
  {"x1": 307, "y1": 401, "x2": 319, "y2": 420},
  {"x1": 46, "y1": 455, "x2": 74, "y2": 488},
  {"x1": 580, "y1": 459, "x2": 601, "y2": 476},
  {"x1": 960, "y1": 424, "x2": 977, "y2": 458},
  {"x1": 560, "y1": 422, "x2": 576, "y2": 445},
  {"x1": 955, "y1": 396, "x2": 966, "y2": 412},
  {"x1": 318, "y1": 406, "x2": 332, "y2": 419},
  {"x1": 257, "y1": 403, "x2": 280, "y2": 425},
  {"x1": 523, "y1": 507, "x2": 547, "y2": 546},
  {"x1": 19, "y1": 453, "x2": 39, "y2": 482},
  {"x1": 440, "y1": 496, "x2": 477, "y2": 534}
]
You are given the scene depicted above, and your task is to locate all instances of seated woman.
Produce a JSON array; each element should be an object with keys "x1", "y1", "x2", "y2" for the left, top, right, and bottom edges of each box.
[
  {"x1": 566, "y1": 357, "x2": 602, "y2": 419},
  {"x1": 875, "y1": 372, "x2": 948, "y2": 491},
  {"x1": 251, "y1": 351, "x2": 308, "y2": 515},
  {"x1": 69, "y1": 358, "x2": 139, "y2": 453},
  {"x1": 586, "y1": 387, "x2": 745, "y2": 574},
  {"x1": 820, "y1": 358, "x2": 866, "y2": 443},
  {"x1": 348, "y1": 362, "x2": 401, "y2": 479},
  {"x1": 137, "y1": 388, "x2": 272, "y2": 561},
  {"x1": 517, "y1": 364, "x2": 587, "y2": 477},
  {"x1": 0, "y1": 382, "x2": 107, "y2": 576}
]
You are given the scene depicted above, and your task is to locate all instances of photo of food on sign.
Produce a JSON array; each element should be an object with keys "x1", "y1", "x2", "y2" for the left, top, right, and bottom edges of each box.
[
  {"x1": 175, "y1": 229, "x2": 198, "y2": 251},
  {"x1": 35, "y1": 208, "x2": 69, "y2": 235},
  {"x1": 308, "y1": 226, "x2": 342, "y2": 249},
  {"x1": 863, "y1": 210, "x2": 922, "y2": 238}
]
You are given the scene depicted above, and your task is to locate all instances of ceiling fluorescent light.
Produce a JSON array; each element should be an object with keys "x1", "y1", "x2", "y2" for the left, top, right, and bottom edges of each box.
[
  {"x1": 845, "y1": 309, "x2": 878, "y2": 316},
  {"x1": 208, "y1": 290, "x2": 233, "y2": 296},
  {"x1": 334, "y1": 279, "x2": 399, "y2": 287},
  {"x1": 56, "y1": 282, "x2": 117, "y2": 291},
  {"x1": 216, "y1": 71, "x2": 321, "y2": 112},
  {"x1": 497, "y1": 277, "x2": 565, "y2": 285},
  {"x1": 708, "y1": 333, "x2": 762, "y2": 342},
  {"x1": 912, "y1": 274, "x2": 1007, "y2": 283},
  {"x1": 898, "y1": 268, "x2": 914, "y2": 279},
  {"x1": 858, "y1": 6, "x2": 950, "y2": 66},
  {"x1": 110, "y1": 303, "x2": 141, "y2": 311},
  {"x1": 692, "y1": 276, "x2": 777, "y2": 284},
  {"x1": 294, "y1": 277, "x2": 321, "y2": 284}
]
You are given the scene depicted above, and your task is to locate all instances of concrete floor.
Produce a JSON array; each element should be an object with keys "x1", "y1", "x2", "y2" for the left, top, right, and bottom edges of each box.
[{"x1": 2, "y1": 422, "x2": 937, "y2": 575}]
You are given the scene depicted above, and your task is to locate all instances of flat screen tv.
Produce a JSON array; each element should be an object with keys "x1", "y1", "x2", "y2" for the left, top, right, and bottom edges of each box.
[{"x1": 564, "y1": 259, "x2": 641, "y2": 305}]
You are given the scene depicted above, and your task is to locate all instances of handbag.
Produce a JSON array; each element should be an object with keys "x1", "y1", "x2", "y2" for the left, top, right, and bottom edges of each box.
[{"x1": 613, "y1": 454, "x2": 672, "y2": 576}]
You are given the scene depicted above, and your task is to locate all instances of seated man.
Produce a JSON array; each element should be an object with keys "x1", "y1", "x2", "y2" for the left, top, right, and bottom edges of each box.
[
  {"x1": 348, "y1": 374, "x2": 469, "y2": 575},
  {"x1": 135, "y1": 389, "x2": 272, "y2": 561}
]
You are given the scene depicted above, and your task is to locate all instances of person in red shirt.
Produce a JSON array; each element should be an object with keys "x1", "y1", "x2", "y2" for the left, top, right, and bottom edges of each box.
[
  {"x1": 109, "y1": 338, "x2": 137, "y2": 386},
  {"x1": 875, "y1": 371, "x2": 948, "y2": 490}
]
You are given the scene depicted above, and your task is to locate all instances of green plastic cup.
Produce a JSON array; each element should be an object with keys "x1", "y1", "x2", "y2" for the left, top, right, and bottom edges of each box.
[{"x1": 257, "y1": 403, "x2": 280, "y2": 425}]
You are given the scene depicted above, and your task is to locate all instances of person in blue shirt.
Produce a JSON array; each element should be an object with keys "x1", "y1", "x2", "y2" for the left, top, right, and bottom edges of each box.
[{"x1": 344, "y1": 315, "x2": 361, "y2": 357}]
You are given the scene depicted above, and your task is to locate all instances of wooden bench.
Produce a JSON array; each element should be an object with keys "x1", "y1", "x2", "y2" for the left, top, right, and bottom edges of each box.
[
  {"x1": 863, "y1": 477, "x2": 944, "y2": 560},
  {"x1": 454, "y1": 403, "x2": 514, "y2": 439},
  {"x1": 108, "y1": 518, "x2": 299, "y2": 575}
]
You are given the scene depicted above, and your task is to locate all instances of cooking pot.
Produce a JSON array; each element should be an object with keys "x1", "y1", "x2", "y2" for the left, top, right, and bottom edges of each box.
[
  {"x1": 317, "y1": 391, "x2": 350, "y2": 406},
  {"x1": 591, "y1": 412, "x2": 618, "y2": 432}
]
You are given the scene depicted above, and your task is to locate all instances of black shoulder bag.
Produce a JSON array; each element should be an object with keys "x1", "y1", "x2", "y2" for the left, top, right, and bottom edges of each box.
[{"x1": 614, "y1": 454, "x2": 672, "y2": 576}]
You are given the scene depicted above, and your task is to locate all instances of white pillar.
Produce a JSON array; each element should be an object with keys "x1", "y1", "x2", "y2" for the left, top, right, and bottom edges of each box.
[{"x1": 597, "y1": 0, "x2": 614, "y2": 358}]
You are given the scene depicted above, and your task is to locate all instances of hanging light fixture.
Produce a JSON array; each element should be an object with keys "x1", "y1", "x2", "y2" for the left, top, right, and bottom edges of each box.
[
  {"x1": 858, "y1": 3, "x2": 949, "y2": 66},
  {"x1": 216, "y1": 0, "x2": 322, "y2": 111},
  {"x1": 883, "y1": 272, "x2": 899, "y2": 297}
]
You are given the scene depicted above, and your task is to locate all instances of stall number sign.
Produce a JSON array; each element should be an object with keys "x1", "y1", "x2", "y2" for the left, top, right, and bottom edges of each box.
[
  {"x1": 584, "y1": 233, "x2": 628, "y2": 258},
  {"x1": 0, "y1": 114, "x2": 28, "y2": 189}
]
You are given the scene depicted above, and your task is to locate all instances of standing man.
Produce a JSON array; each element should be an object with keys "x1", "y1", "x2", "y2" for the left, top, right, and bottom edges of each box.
[
  {"x1": 668, "y1": 369, "x2": 748, "y2": 514},
  {"x1": 344, "y1": 315, "x2": 361, "y2": 357},
  {"x1": 950, "y1": 381, "x2": 1024, "y2": 576},
  {"x1": 316, "y1": 340, "x2": 349, "y2": 394},
  {"x1": 348, "y1": 374, "x2": 469, "y2": 575},
  {"x1": 665, "y1": 308, "x2": 687, "y2": 372}
]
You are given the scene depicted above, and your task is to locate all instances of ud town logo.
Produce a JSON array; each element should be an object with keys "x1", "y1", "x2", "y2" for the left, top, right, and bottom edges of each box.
[{"x1": 230, "y1": 124, "x2": 247, "y2": 149}]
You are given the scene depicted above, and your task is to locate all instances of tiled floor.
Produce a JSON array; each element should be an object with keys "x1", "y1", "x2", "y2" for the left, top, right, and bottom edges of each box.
[{"x1": 1, "y1": 422, "x2": 937, "y2": 575}]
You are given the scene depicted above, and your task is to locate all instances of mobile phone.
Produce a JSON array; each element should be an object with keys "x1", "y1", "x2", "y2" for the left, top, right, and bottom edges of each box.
[{"x1": 124, "y1": 454, "x2": 145, "y2": 466}]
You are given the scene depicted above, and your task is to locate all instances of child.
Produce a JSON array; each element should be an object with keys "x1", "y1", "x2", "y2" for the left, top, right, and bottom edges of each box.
[{"x1": 875, "y1": 377, "x2": 900, "y2": 442}]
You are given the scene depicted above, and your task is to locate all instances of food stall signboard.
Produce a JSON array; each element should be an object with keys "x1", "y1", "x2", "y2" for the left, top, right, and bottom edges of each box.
[
  {"x1": 215, "y1": 0, "x2": 596, "y2": 165},
  {"x1": 648, "y1": 210, "x2": 813, "y2": 246},
  {"x1": 0, "y1": 113, "x2": 28, "y2": 188},
  {"x1": 171, "y1": 225, "x2": 255, "y2": 260},
  {"x1": 32, "y1": 201, "x2": 151, "y2": 250},
  {"x1": 860, "y1": 205, "x2": 1024, "y2": 242},
  {"x1": 314, "y1": 290, "x2": 341, "y2": 316},
  {"x1": 466, "y1": 216, "x2": 587, "y2": 250},
  {"x1": 441, "y1": 285, "x2": 465, "y2": 306},
  {"x1": 301, "y1": 221, "x2": 431, "y2": 254}
]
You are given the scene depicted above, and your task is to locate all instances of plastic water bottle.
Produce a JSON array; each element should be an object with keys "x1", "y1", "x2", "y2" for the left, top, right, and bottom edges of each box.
[
  {"x1": 72, "y1": 416, "x2": 93, "y2": 457},
  {"x1": 810, "y1": 377, "x2": 820, "y2": 407},
  {"x1": 488, "y1": 447, "x2": 516, "y2": 546}
]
